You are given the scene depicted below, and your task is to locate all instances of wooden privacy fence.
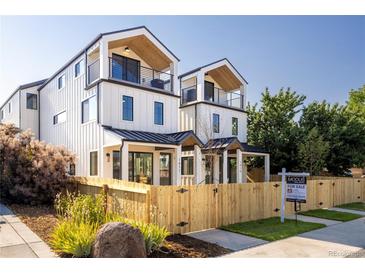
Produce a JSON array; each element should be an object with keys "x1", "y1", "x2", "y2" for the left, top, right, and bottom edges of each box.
[{"x1": 70, "y1": 177, "x2": 365, "y2": 234}]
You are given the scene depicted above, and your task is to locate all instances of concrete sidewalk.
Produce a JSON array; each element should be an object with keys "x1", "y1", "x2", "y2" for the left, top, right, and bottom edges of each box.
[
  {"x1": 224, "y1": 217, "x2": 365, "y2": 258},
  {"x1": 0, "y1": 204, "x2": 55, "y2": 258}
]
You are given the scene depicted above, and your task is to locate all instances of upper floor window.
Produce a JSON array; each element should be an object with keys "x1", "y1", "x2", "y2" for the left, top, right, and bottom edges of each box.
[
  {"x1": 204, "y1": 81, "x2": 214, "y2": 102},
  {"x1": 26, "y1": 93, "x2": 37, "y2": 110},
  {"x1": 0, "y1": 109, "x2": 4, "y2": 120},
  {"x1": 90, "y1": 151, "x2": 98, "y2": 176},
  {"x1": 58, "y1": 74, "x2": 65, "y2": 90},
  {"x1": 74, "y1": 59, "x2": 85, "y2": 78},
  {"x1": 82, "y1": 95, "x2": 97, "y2": 123},
  {"x1": 53, "y1": 111, "x2": 66, "y2": 125},
  {"x1": 181, "y1": 157, "x2": 194, "y2": 175},
  {"x1": 232, "y1": 117, "x2": 238, "y2": 136},
  {"x1": 111, "y1": 54, "x2": 140, "y2": 84},
  {"x1": 213, "y1": 113, "x2": 220, "y2": 133},
  {"x1": 122, "y1": 95, "x2": 133, "y2": 121},
  {"x1": 154, "y1": 102, "x2": 164, "y2": 125},
  {"x1": 8, "y1": 102, "x2": 11, "y2": 113}
]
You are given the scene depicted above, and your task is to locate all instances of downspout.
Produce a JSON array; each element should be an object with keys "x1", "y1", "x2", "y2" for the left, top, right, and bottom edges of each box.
[
  {"x1": 194, "y1": 104, "x2": 197, "y2": 136},
  {"x1": 96, "y1": 83, "x2": 100, "y2": 124},
  {"x1": 18, "y1": 90, "x2": 21, "y2": 130},
  {"x1": 38, "y1": 89, "x2": 41, "y2": 139}
]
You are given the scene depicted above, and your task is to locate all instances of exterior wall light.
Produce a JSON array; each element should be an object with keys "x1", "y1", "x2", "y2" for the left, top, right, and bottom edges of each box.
[
  {"x1": 106, "y1": 153, "x2": 111, "y2": 162},
  {"x1": 124, "y1": 47, "x2": 130, "y2": 53}
]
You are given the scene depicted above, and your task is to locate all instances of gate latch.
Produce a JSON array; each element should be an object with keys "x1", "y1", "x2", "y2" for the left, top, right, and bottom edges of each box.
[
  {"x1": 176, "y1": 221, "x2": 189, "y2": 227},
  {"x1": 176, "y1": 188, "x2": 188, "y2": 194}
]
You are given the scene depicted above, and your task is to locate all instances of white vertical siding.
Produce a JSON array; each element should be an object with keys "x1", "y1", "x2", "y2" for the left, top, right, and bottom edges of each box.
[
  {"x1": 0, "y1": 91, "x2": 20, "y2": 127},
  {"x1": 101, "y1": 81, "x2": 179, "y2": 133},
  {"x1": 20, "y1": 86, "x2": 39, "y2": 138},
  {"x1": 179, "y1": 104, "x2": 195, "y2": 132},
  {"x1": 40, "y1": 55, "x2": 102, "y2": 176}
]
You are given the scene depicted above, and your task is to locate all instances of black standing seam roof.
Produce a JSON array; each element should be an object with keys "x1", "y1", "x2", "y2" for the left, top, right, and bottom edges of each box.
[
  {"x1": 202, "y1": 137, "x2": 269, "y2": 154},
  {"x1": 103, "y1": 126, "x2": 203, "y2": 146}
]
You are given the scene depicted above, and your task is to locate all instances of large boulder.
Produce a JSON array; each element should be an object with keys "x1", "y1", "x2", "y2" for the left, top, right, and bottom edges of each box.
[{"x1": 91, "y1": 222, "x2": 146, "y2": 258}]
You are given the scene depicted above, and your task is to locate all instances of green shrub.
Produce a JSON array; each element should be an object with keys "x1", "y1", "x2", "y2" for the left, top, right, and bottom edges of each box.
[{"x1": 50, "y1": 220, "x2": 97, "y2": 257}]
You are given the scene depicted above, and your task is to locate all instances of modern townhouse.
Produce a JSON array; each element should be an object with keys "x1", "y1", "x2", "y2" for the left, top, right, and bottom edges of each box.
[
  {"x1": 0, "y1": 79, "x2": 46, "y2": 139},
  {"x1": 1, "y1": 26, "x2": 270, "y2": 185}
]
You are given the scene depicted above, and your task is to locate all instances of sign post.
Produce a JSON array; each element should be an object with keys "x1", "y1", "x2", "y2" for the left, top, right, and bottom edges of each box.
[{"x1": 278, "y1": 168, "x2": 310, "y2": 223}]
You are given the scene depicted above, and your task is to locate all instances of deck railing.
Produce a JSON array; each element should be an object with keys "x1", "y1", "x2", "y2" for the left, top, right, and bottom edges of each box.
[{"x1": 87, "y1": 59, "x2": 100, "y2": 84}]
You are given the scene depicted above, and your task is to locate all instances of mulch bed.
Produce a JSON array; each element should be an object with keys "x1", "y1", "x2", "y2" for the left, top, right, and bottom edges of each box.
[
  {"x1": 8, "y1": 204, "x2": 59, "y2": 245},
  {"x1": 7, "y1": 204, "x2": 231, "y2": 258}
]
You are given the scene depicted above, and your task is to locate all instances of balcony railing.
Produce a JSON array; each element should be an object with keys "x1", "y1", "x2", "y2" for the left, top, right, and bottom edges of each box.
[
  {"x1": 109, "y1": 57, "x2": 173, "y2": 93},
  {"x1": 181, "y1": 85, "x2": 245, "y2": 110},
  {"x1": 87, "y1": 59, "x2": 100, "y2": 84}
]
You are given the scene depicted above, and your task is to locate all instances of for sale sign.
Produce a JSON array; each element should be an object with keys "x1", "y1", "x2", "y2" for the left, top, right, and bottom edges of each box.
[{"x1": 286, "y1": 175, "x2": 307, "y2": 203}]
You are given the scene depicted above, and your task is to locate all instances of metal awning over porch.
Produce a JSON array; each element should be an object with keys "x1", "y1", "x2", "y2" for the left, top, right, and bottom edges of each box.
[
  {"x1": 103, "y1": 125, "x2": 203, "y2": 147},
  {"x1": 202, "y1": 137, "x2": 269, "y2": 154}
]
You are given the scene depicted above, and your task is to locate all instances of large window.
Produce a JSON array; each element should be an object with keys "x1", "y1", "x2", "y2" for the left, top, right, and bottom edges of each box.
[
  {"x1": 90, "y1": 151, "x2": 98, "y2": 176},
  {"x1": 111, "y1": 54, "x2": 140, "y2": 84},
  {"x1": 58, "y1": 74, "x2": 65, "y2": 90},
  {"x1": 181, "y1": 156, "x2": 194, "y2": 175},
  {"x1": 74, "y1": 59, "x2": 84, "y2": 78},
  {"x1": 213, "y1": 113, "x2": 220, "y2": 133},
  {"x1": 122, "y1": 95, "x2": 133, "y2": 121},
  {"x1": 26, "y1": 93, "x2": 37, "y2": 110},
  {"x1": 154, "y1": 102, "x2": 164, "y2": 125},
  {"x1": 128, "y1": 152, "x2": 153, "y2": 184},
  {"x1": 232, "y1": 117, "x2": 238, "y2": 135},
  {"x1": 53, "y1": 111, "x2": 66, "y2": 125},
  {"x1": 82, "y1": 95, "x2": 97, "y2": 123}
]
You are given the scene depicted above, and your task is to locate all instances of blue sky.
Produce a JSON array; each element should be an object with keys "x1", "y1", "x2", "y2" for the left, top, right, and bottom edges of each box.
[{"x1": 0, "y1": 16, "x2": 364, "y2": 106}]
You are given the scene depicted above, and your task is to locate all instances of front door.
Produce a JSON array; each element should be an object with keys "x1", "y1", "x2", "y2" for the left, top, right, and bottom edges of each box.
[
  {"x1": 228, "y1": 157, "x2": 237, "y2": 183},
  {"x1": 112, "y1": 150, "x2": 120, "y2": 179},
  {"x1": 160, "y1": 153, "x2": 171, "y2": 185}
]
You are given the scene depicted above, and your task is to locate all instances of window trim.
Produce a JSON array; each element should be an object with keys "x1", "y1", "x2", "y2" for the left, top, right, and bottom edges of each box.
[
  {"x1": 89, "y1": 150, "x2": 98, "y2": 177},
  {"x1": 232, "y1": 117, "x2": 238, "y2": 136},
  {"x1": 81, "y1": 95, "x2": 97, "y2": 124},
  {"x1": 181, "y1": 156, "x2": 194, "y2": 176},
  {"x1": 26, "y1": 93, "x2": 38, "y2": 110},
  {"x1": 154, "y1": 101, "x2": 164, "y2": 125},
  {"x1": 58, "y1": 74, "x2": 65, "y2": 90},
  {"x1": 213, "y1": 113, "x2": 220, "y2": 133},
  {"x1": 74, "y1": 59, "x2": 84, "y2": 79},
  {"x1": 122, "y1": 95, "x2": 134, "y2": 121},
  {"x1": 53, "y1": 110, "x2": 67, "y2": 125}
]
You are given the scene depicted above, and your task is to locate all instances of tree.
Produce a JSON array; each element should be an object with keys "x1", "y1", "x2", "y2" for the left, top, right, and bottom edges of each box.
[
  {"x1": 347, "y1": 85, "x2": 365, "y2": 121},
  {"x1": 247, "y1": 87, "x2": 306, "y2": 173},
  {"x1": 300, "y1": 101, "x2": 365, "y2": 175},
  {"x1": 298, "y1": 127, "x2": 329, "y2": 175},
  {"x1": 0, "y1": 123, "x2": 75, "y2": 204}
]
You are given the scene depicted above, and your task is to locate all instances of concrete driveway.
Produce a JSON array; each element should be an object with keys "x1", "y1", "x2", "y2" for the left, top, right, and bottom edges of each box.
[
  {"x1": 0, "y1": 204, "x2": 55, "y2": 258},
  {"x1": 224, "y1": 211, "x2": 365, "y2": 258}
]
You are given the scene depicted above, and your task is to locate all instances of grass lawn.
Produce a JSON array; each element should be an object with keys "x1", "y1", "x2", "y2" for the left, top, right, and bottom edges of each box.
[
  {"x1": 220, "y1": 217, "x2": 325, "y2": 242},
  {"x1": 299, "y1": 209, "x2": 362, "y2": 222},
  {"x1": 337, "y1": 202, "x2": 365, "y2": 212}
]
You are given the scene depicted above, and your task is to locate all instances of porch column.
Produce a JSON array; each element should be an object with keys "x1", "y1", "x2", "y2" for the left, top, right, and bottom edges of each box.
[
  {"x1": 174, "y1": 145, "x2": 182, "y2": 185},
  {"x1": 222, "y1": 150, "x2": 228, "y2": 184},
  {"x1": 153, "y1": 151, "x2": 160, "y2": 186},
  {"x1": 120, "y1": 142, "x2": 129, "y2": 181},
  {"x1": 194, "y1": 145, "x2": 202, "y2": 184},
  {"x1": 236, "y1": 150, "x2": 243, "y2": 183},
  {"x1": 242, "y1": 155, "x2": 248, "y2": 183},
  {"x1": 213, "y1": 155, "x2": 220, "y2": 183},
  {"x1": 264, "y1": 154, "x2": 270, "y2": 182}
]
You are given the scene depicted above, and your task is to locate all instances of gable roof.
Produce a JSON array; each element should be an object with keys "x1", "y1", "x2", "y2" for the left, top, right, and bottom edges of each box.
[
  {"x1": 1, "y1": 79, "x2": 47, "y2": 110},
  {"x1": 202, "y1": 137, "x2": 269, "y2": 154},
  {"x1": 38, "y1": 26, "x2": 179, "y2": 91},
  {"x1": 178, "y1": 58, "x2": 248, "y2": 84}
]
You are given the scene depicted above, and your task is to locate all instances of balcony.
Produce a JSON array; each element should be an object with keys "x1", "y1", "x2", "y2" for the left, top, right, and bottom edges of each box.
[
  {"x1": 181, "y1": 85, "x2": 245, "y2": 110},
  {"x1": 108, "y1": 57, "x2": 173, "y2": 93}
]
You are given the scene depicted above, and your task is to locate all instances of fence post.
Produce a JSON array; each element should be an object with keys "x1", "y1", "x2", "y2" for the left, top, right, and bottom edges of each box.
[
  {"x1": 146, "y1": 189, "x2": 151, "y2": 224},
  {"x1": 102, "y1": 184, "x2": 109, "y2": 213}
]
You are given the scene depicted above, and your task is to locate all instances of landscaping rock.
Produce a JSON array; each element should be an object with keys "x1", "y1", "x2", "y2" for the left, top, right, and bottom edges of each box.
[{"x1": 91, "y1": 222, "x2": 146, "y2": 258}]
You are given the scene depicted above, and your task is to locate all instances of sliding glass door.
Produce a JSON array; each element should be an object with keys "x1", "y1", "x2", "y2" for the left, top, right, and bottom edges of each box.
[{"x1": 111, "y1": 53, "x2": 140, "y2": 84}]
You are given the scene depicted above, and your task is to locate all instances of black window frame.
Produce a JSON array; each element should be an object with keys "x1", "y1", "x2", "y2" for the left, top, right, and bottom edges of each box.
[
  {"x1": 181, "y1": 156, "x2": 194, "y2": 175},
  {"x1": 81, "y1": 95, "x2": 97, "y2": 124},
  {"x1": 111, "y1": 53, "x2": 141, "y2": 84},
  {"x1": 58, "y1": 74, "x2": 65, "y2": 90},
  {"x1": 53, "y1": 111, "x2": 66, "y2": 125},
  {"x1": 204, "y1": 81, "x2": 215, "y2": 102},
  {"x1": 213, "y1": 113, "x2": 220, "y2": 133},
  {"x1": 8, "y1": 102, "x2": 11, "y2": 113},
  {"x1": 90, "y1": 151, "x2": 98, "y2": 176},
  {"x1": 26, "y1": 93, "x2": 38, "y2": 110},
  {"x1": 154, "y1": 101, "x2": 164, "y2": 125},
  {"x1": 232, "y1": 117, "x2": 238, "y2": 136},
  {"x1": 122, "y1": 95, "x2": 134, "y2": 121},
  {"x1": 74, "y1": 60, "x2": 84, "y2": 78}
]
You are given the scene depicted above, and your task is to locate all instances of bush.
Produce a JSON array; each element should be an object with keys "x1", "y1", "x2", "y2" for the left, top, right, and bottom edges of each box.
[
  {"x1": 53, "y1": 192, "x2": 170, "y2": 256},
  {"x1": 50, "y1": 220, "x2": 97, "y2": 257},
  {"x1": 0, "y1": 123, "x2": 75, "y2": 204}
]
